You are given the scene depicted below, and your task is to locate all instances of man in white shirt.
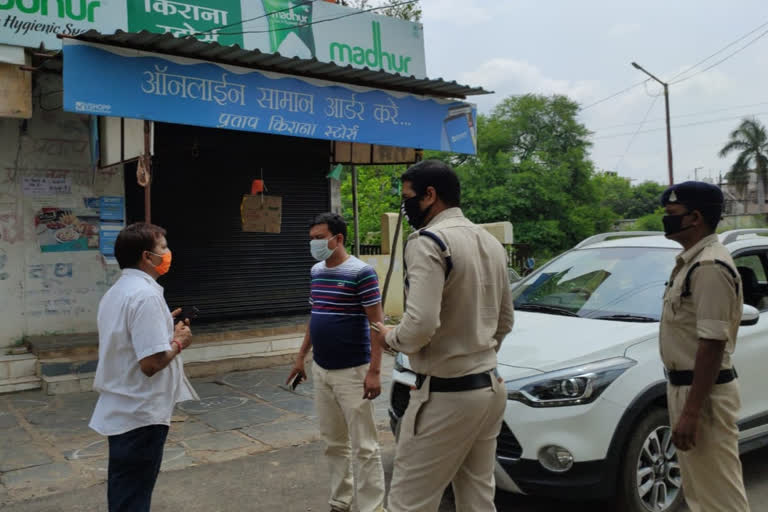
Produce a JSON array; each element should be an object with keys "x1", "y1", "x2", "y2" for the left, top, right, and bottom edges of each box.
[{"x1": 90, "y1": 223, "x2": 198, "y2": 512}]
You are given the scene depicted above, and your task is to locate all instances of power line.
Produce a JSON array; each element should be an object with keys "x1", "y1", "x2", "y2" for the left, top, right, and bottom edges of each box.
[
  {"x1": 643, "y1": 80, "x2": 663, "y2": 98},
  {"x1": 580, "y1": 79, "x2": 649, "y2": 111},
  {"x1": 614, "y1": 96, "x2": 660, "y2": 171},
  {"x1": 668, "y1": 20, "x2": 768, "y2": 83},
  {"x1": 592, "y1": 112, "x2": 768, "y2": 140},
  {"x1": 192, "y1": 0, "x2": 318, "y2": 37},
  {"x1": 215, "y1": 0, "x2": 420, "y2": 36},
  {"x1": 670, "y1": 27, "x2": 768, "y2": 85},
  {"x1": 593, "y1": 101, "x2": 768, "y2": 131},
  {"x1": 580, "y1": 19, "x2": 768, "y2": 112}
]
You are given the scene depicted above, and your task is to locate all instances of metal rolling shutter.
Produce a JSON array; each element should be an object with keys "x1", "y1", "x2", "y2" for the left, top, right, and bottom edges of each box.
[{"x1": 151, "y1": 123, "x2": 330, "y2": 321}]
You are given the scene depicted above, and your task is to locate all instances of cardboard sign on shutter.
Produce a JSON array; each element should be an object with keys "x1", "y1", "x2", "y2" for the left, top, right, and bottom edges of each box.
[{"x1": 241, "y1": 195, "x2": 282, "y2": 233}]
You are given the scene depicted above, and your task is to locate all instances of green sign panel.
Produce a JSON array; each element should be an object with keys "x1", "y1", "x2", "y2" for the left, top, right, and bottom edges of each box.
[
  {"x1": 128, "y1": 0, "x2": 243, "y2": 47},
  {"x1": 0, "y1": 0, "x2": 427, "y2": 78}
]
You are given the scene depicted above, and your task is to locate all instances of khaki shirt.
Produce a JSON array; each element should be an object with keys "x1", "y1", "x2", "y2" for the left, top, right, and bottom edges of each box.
[
  {"x1": 659, "y1": 234, "x2": 742, "y2": 371},
  {"x1": 385, "y1": 208, "x2": 514, "y2": 377}
]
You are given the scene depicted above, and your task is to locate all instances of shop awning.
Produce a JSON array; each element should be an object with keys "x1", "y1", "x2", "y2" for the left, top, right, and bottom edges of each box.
[
  {"x1": 66, "y1": 30, "x2": 491, "y2": 100},
  {"x1": 58, "y1": 32, "x2": 487, "y2": 155}
]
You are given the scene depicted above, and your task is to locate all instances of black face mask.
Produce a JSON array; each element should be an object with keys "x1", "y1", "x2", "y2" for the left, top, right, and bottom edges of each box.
[
  {"x1": 662, "y1": 212, "x2": 694, "y2": 236},
  {"x1": 402, "y1": 195, "x2": 431, "y2": 230}
]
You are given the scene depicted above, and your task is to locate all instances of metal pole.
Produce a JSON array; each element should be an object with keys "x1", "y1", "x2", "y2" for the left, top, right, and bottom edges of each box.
[
  {"x1": 381, "y1": 207, "x2": 404, "y2": 311},
  {"x1": 663, "y1": 84, "x2": 674, "y2": 185},
  {"x1": 632, "y1": 62, "x2": 674, "y2": 185},
  {"x1": 143, "y1": 120, "x2": 152, "y2": 223},
  {"x1": 352, "y1": 165, "x2": 360, "y2": 257}
]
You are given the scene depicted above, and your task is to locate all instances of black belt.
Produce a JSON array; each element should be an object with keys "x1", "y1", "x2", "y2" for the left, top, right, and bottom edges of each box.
[
  {"x1": 666, "y1": 368, "x2": 737, "y2": 386},
  {"x1": 415, "y1": 371, "x2": 493, "y2": 392}
]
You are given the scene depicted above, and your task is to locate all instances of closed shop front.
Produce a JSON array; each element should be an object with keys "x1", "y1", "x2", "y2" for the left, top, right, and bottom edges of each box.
[{"x1": 125, "y1": 123, "x2": 330, "y2": 321}]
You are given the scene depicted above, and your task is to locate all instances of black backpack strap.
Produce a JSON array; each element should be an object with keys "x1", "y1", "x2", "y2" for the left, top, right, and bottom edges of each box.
[
  {"x1": 681, "y1": 259, "x2": 739, "y2": 298},
  {"x1": 418, "y1": 229, "x2": 453, "y2": 279}
]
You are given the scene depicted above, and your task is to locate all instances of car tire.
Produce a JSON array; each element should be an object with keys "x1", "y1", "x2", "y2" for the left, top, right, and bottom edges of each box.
[{"x1": 616, "y1": 407, "x2": 685, "y2": 512}]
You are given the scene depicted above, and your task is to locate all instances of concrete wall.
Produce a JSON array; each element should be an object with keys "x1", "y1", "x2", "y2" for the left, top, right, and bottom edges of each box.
[
  {"x1": 0, "y1": 73, "x2": 124, "y2": 351},
  {"x1": 719, "y1": 214, "x2": 768, "y2": 231}
]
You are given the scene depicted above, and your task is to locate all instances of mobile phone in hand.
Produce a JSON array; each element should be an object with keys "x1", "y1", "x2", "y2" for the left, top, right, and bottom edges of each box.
[
  {"x1": 179, "y1": 306, "x2": 199, "y2": 321},
  {"x1": 291, "y1": 371, "x2": 305, "y2": 390}
]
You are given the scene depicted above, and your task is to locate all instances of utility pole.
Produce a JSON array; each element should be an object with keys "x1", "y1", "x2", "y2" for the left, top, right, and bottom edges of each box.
[{"x1": 631, "y1": 62, "x2": 674, "y2": 186}]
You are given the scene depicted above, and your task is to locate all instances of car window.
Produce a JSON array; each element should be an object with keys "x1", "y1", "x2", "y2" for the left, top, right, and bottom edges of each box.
[
  {"x1": 733, "y1": 252, "x2": 768, "y2": 311},
  {"x1": 513, "y1": 247, "x2": 678, "y2": 321}
]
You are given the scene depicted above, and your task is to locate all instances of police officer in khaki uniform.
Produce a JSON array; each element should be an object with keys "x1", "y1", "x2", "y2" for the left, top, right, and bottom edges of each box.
[
  {"x1": 660, "y1": 181, "x2": 750, "y2": 512},
  {"x1": 371, "y1": 160, "x2": 514, "y2": 512}
]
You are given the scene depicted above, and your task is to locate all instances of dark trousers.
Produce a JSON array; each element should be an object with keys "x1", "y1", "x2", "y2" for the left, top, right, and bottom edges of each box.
[{"x1": 107, "y1": 424, "x2": 169, "y2": 512}]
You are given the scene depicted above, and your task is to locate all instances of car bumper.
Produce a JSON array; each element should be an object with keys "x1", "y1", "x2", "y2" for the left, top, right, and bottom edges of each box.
[
  {"x1": 496, "y1": 457, "x2": 610, "y2": 499},
  {"x1": 495, "y1": 397, "x2": 626, "y2": 499}
]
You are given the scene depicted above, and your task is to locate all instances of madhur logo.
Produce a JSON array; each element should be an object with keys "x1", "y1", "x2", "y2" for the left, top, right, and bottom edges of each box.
[
  {"x1": 274, "y1": 7, "x2": 307, "y2": 24},
  {"x1": 75, "y1": 101, "x2": 111, "y2": 114}
]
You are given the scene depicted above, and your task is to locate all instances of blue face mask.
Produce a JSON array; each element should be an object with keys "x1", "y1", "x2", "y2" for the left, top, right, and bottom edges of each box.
[{"x1": 310, "y1": 237, "x2": 337, "y2": 261}]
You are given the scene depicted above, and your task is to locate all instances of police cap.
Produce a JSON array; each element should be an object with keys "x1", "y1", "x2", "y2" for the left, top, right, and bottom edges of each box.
[{"x1": 660, "y1": 181, "x2": 724, "y2": 211}]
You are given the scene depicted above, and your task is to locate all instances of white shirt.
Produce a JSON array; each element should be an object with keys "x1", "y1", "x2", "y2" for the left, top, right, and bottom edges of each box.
[{"x1": 90, "y1": 269, "x2": 198, "y2": 436}]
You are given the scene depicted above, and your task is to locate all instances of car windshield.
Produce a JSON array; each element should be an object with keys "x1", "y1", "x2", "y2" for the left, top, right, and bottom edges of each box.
[{"x1": 513, "y1": 247, "x2": 678, "y2": 321}]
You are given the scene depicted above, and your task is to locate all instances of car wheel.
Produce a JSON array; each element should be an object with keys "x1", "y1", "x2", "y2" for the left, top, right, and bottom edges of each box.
[{"x1": 616, "y1": 407, "x2": 684, "y2": 512}]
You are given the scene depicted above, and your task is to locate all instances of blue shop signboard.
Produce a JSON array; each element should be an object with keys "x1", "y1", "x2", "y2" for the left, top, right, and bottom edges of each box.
[{"x1": 63, "y1": 41, "x2": 478, "y2": 155}]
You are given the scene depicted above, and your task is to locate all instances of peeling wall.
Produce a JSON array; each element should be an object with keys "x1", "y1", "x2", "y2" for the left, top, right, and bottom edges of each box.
[{"x1": 0, "y1": 73, "x2": 124, "y2": 349}]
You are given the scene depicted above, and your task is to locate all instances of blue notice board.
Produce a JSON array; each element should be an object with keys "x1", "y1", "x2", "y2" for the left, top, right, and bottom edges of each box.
[
  {"x1": 63, "y1": 41, "x2": 478, "y2": 155},
  {"x1": 99, "y1": 227, "x2": 120, "y2": 257},
  {"x1": 100, "y1": 196, "x2": 124, "y2": 223}
]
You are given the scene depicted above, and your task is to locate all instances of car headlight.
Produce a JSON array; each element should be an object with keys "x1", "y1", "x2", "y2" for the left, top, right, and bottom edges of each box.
[{"x1": 505, "y1": 357, "x2": 636, "y2": 407}]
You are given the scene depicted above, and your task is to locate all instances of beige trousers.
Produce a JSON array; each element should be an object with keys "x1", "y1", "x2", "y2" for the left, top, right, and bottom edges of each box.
[
  {"x1": 668, "y1": 380, "x2": 750, "y2": 512},
  {"x1": 313, "y1": 362, "x2": 386, "y2": 512},
  {"x1": 388, "y1": 375, "x2": 507, "y2": 512}
]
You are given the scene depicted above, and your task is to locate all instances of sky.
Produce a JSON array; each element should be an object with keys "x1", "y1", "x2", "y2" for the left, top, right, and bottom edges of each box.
[{"x1": 418, "y1": 0, "x2": 768, "y2": 185}]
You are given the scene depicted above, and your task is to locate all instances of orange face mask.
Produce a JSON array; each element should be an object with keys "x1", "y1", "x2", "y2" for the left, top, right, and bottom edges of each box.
[{"x1": 148, "y1": 250, "x2": 172, "y2": 276}]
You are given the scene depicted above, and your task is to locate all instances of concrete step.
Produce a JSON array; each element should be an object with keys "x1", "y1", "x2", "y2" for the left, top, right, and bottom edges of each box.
[
  {"x1": 0, "y1": 375, "x2": 42, "y2": 394},
  {"x1": 41, "y1": 373, "x2": 94, "y2": 395},
  {"x1": 36, "y1": 334, "x2": 304, "y2": 394},
  {"x1": 183, "y1": 333, "x2": 303, "y2": 378},
  {"x1": 0, "y1": 354, "x2": 38, "y2": 380},
  {"x1": 26, "y1": 333, "x2": 98, "y2": 361},
  {"x1": 38, "y1": 358, "x2": 98, "y2": 380}
]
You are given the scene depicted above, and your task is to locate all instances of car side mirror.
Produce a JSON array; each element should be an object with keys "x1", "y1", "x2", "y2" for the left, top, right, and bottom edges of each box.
[{"x1": 741, "y1": 304, "x2": 760, "y2": 326}]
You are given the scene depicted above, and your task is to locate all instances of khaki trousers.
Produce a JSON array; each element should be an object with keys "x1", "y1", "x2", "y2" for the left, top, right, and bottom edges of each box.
[
  {"x1": 668, "y1": 380, "x2": 750, "y2": 512},
  {"x1": 388, "y1": 375, "x2": 506, "y2": 512},
  {"x1": 313, "y1": 362, "x2": 386, "y2": 512}
]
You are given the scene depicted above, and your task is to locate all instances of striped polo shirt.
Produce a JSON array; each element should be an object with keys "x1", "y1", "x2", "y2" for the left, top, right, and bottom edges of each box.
[{"x1": 309, "y1": 256, "x2": 381, "y2": 370}]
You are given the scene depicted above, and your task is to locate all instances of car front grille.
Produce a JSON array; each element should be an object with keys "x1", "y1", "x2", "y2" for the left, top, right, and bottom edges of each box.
[
  {"x1": 497, "y1": 423, "x2": 523, "y2": 460},
  {"x1": 391, "y1": 381, "x2": 411, "y2": 418}
]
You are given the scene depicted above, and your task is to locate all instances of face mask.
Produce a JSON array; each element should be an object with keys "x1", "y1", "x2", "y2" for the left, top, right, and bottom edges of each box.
[
  {"x1": 148, "y1": 250, "x2": 172, "y2": 276},
  {"x1": 662, "y1": 213, "x2": 694, "y2": 236},
  {"x1": 402, "y1": 195, "x2": 431, "y2": 230},
  {"x1": 310, "y1": 237, "x2": 337, "y2": 261}
]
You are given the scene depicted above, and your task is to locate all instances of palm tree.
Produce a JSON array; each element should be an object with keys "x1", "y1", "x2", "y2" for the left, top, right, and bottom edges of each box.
[{"x1": 719, "y1": 118, "x2": 768, "y2": 211}]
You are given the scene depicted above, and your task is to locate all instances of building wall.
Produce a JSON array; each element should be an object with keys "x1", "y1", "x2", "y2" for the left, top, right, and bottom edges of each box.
[{"x1": 0, "y1": 73, "x2": 124, "y2": 350}]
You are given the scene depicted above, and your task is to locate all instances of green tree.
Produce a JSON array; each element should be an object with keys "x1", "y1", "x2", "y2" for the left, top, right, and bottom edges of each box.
[
  {"x1": 593, "y1": 172, "x2": 632, "y2": 217},
  {"x1": 340, "y1": 0, "x2": 422, "y2": 21},
  {"x1": 340, "y1": 165, "x2": 404, "y2": 246},
  {"x1": 625, "y1": 181, "x2": 666, "y2": 219},
  {"x1": 629, "y1": 208, "x2": 665, "y2": 232},
  {"x1": 720, "y1": 117, "x2": 768, "y2": 208},
  {"x1": 592, "y1": 174, "x2": 664, "y2": 219},
  {"x1": 452, "y1": 94, "x2": 610, "y2": 256}
]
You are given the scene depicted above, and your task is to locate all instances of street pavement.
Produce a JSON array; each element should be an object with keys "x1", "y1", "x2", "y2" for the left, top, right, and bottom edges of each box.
[{"x1": 1, "y1": 356, "x2": 767, "y2": 511}]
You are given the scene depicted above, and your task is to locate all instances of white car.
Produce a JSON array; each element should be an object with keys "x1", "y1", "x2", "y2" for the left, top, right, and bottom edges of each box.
[{"x1": 389, "y1": 229, "x2": 768, "y2": 512}]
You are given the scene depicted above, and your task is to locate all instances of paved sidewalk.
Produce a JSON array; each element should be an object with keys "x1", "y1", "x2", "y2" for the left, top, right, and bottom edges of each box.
[{"x1": 0, "y1": 356, "x2": 395, "y2": 506}]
